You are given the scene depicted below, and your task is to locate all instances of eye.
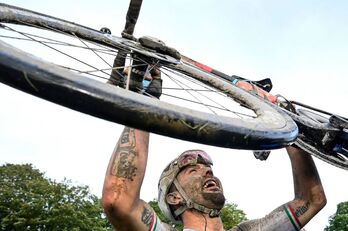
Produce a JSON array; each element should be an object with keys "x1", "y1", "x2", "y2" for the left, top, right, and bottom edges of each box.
[{"x1": 188, "y1": 167, "x2": 197, "y2": 174}]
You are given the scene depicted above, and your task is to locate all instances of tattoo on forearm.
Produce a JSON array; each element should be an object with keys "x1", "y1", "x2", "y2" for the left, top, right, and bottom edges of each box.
[
  {"x1": 141, "y1": 206, "x2": 152, "y2": 227},
  {"x1": 295, "y1": 201, "x2": 310, "y2": 217},
  {"x1": 110, "y1": 127, "x2": 138, "y2": 180},
  {"x1": 120, "y1": 127, "x2": 131, "y2": 145},
  {"x1": 114, "y1": 151, "x2": 137, "y2": 180}
]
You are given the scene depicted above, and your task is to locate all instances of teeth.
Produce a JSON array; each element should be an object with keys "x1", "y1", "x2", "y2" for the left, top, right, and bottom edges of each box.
[{"x1": 204, "y1": 180, "x2": 217, "y2": 188}]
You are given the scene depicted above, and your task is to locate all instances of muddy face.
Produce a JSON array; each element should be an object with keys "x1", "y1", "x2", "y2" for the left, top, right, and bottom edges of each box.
[{"x1": 176, "y1": 163, "x2": 225, "y2": 209}]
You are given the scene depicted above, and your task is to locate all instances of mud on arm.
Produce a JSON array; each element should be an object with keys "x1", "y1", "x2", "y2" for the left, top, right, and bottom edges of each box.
[
  {"x1": 284, "y1": 145, "x2": 327, "y2": 229},
  {"x1": 102, "y1": 127, "x2": 155, "y2": 231}
]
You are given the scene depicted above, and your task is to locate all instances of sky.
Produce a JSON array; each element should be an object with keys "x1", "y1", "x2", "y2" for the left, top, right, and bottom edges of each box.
[{"x1": 1, "y1": 1, "x2": 348, "y2": 230}]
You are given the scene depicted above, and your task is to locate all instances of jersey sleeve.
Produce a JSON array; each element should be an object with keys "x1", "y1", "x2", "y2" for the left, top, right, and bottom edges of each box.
[
  {"x1": 148, "y1": 212, "x2": 176, "y2": 231},
  {"x1": 230, "y1": 205, "x2": 302, "y2": 231}
]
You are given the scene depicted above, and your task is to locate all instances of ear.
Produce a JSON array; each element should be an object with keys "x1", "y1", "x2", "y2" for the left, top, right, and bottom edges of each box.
[{"x1": 166, "y1": 191, "x2": 183, "y2": 206}]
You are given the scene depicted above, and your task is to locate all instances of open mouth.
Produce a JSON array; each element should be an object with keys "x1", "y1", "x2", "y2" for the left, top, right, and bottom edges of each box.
[{"x1": 203, "y1": 179, "x2": 221, "y2": 192}]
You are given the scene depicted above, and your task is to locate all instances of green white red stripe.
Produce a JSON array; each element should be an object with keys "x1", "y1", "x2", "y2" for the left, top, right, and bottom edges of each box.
[
  {"x1": 284, "y1": 205, "x2": 301, "y2": 231},
  {"x1": 148, "y1": 213, "x2": 158, "y2": 231}
]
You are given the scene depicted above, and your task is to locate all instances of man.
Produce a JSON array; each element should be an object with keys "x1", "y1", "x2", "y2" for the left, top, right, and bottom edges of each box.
[{"x1": 102, "y1": 125, "x2": 326, "y2": 231}]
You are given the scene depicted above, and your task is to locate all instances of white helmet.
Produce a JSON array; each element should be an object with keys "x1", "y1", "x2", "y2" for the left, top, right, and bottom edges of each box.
[{"x1": 157, "y1": 150, "x2": 220, "y2": 224}]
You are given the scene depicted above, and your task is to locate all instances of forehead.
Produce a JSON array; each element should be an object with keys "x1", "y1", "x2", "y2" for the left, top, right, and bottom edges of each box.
[{"x1": 177, "y1": 163, "x2": 212, "y2": 177}]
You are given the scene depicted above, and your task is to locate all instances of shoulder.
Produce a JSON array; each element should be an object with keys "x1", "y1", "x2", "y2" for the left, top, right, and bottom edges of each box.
[
  {"x1": 150, "y1": 213, "x2": 176, "y2": 231},
  {"x1": 227, "y1": 227, "x2": 242, "y2": 231},
  {"x1": 229, "y1": 205, "x2": 300, "y2": 231}
]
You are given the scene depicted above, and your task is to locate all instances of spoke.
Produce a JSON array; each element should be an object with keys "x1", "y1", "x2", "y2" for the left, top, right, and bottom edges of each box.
[
  {"x1": 58, "y1": 65, "x2": 109, "y2": 80},
  {"x1": 0, "y1": 21, "x2": 255, "y2": 119},
  {"x1": 160, "y1": 87, "x2": 222, "y2": 92},
  {"x1": 164, "y1": 69, "x2": 231, "y2": 109},
  {"x1": 0, "y1": 24, "x2": 117, "y2": 56},
  {"x1": 4, "y1": 23, "x2": 113, "y2": 77},
  {"x1": 160, "y1": 92, "x2": 254, "y2": 118},
  {"x1": 78, "y1": 63, "x2": 146, "y2": 76},
  {"x1": 0, "y1": 34, "x2": 115, "y2": 56},
  {"x1": 162, "y1": 70, "x2": 217, "y2": 114},
  {"x1": 72, "y1": 32, "x2": 111, "y2": 68},
  {"x1": 162, "y1": 66, "x2": 228, "y2": 98},
  {"x1": 161, "y1": 67, "x2": 245, "y2": 118}
]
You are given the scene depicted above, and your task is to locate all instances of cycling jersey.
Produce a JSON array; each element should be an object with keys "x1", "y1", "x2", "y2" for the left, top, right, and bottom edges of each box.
[
  {"x1": 148, "y1": 213, "x2": 176, "y2": 231},
  {"x1": 150, "y1": 205, "x2": 301, "y2": 231},
  {"x1": 231, "y1": 205, "x2": 301, "y2": 231}
]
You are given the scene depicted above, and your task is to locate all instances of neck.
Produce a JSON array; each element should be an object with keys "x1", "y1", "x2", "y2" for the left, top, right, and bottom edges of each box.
[{"x1": 182, "y1": 210, "x2": 224, "y2": 231}]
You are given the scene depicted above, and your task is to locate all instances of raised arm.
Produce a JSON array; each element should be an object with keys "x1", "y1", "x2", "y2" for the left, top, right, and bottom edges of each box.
[
  {"x1": 235, "y1": 146, "x2": 326, "y2": 231},
  {"x1": 285, "y1": 145, "x2": 326, "y2": 228},
  {"x1": 102, "y1": 127, "x2": 154, "y2": 231}
]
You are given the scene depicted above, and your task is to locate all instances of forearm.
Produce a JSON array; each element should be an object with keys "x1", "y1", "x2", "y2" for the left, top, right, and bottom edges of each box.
[
  {"x1": 124, "y1": 0, "x2": 143, "y2": 35},
  {"x1": 103, "y1": 127, "x2": 149, "y2": 212},
  {"x1": 286, "y1": 145, "x2": 326, "y2": 226}
]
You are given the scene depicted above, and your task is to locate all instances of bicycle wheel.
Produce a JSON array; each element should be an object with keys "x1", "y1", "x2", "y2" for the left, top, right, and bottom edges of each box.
[
  {"x1": 0, "y1": 3, "x2": 298, "y2": 150},
  {"x1": 296, "y1": 138, "x2": 348, "y2": 170},
  {"x1": 292, "y1": 108, "x2": 348, "y2": 170}
]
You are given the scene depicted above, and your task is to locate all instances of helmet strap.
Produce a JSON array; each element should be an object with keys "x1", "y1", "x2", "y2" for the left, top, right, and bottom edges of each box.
[{"x1": 172, "y1": 179, "x2": 221, "y2": 218}]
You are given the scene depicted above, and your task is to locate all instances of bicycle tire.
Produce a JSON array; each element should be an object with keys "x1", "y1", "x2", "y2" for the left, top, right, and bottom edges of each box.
[
  {"x1": 295, "y1": 138, "x2": 348, "y2": 170},
  {"x1": 292, "y1": 108, "x2": 348, "y2": 170},
  {"x1": 0, "y1": 3, "x2": 298, "y2": 150}
]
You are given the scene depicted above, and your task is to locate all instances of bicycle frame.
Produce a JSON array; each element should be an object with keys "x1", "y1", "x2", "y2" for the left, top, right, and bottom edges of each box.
[{"x1": 180, "y1": 55, "x2": 348, "y2": 160}]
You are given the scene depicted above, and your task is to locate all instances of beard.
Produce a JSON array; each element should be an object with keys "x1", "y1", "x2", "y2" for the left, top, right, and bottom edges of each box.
[{"x1": 202, "y1": 191, "x2": 226, "y2": 209}]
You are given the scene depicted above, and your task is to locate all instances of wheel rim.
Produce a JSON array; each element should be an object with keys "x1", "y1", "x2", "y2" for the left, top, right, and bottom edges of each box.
[{"x1": 0, "y1": 4, "x2": 298, "y2": 149}]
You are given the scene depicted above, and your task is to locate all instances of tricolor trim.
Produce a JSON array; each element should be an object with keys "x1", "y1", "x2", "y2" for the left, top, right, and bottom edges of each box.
[
  {"x1": 284, "y1": 205, "x2": 301, "y2": 231},
  {"x1": 148, "y1": 213, "x2": 158, "y2": 231}
]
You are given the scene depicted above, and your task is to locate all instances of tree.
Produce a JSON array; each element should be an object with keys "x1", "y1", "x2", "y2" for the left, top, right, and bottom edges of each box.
[
  {"x1": 220, "y1": 202, "x2": 248, "y2": 229},
  {"x1": 148, "y1": 199, "x2": 247, "y2": 230},
  {"x1": 0, "y1": 163, "x2": 111, "y2": 231},
  {"x1": 149, "y1": 199, "x2": 183, "y2": 230},
  {"x1": 325, "y1": 201, "x2": 348, "y2": 231}
]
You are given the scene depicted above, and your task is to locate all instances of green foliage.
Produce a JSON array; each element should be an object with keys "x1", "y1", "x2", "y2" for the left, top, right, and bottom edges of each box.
[
  {"x1": 148, "y1": 199, "x2": 183, "y2": 230},
  {"x1": 220, "y1": 202, "x2": 248, "y2": 230},
  {"x1": 325, "y1": 201, "x2": 348, "y2": 231},
  {"x1": 0, "y1": 163, "x2": 248, "y2": 231},
  {"x1": 148, "y1": 199, "x2": 247, "y2": 230},
  {"x1": 0, "y1": 163, "x2": 112, "y2": 231}
]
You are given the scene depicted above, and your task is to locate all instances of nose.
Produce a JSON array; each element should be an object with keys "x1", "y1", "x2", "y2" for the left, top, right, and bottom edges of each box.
[{"x1": 203, "y1": 166, "x2": 213, "y2": 177}]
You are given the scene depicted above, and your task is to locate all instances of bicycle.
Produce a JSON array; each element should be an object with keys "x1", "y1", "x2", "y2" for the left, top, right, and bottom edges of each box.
[{"x1": 0, "y1": 3, "x2": 347, "y2": 170}]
